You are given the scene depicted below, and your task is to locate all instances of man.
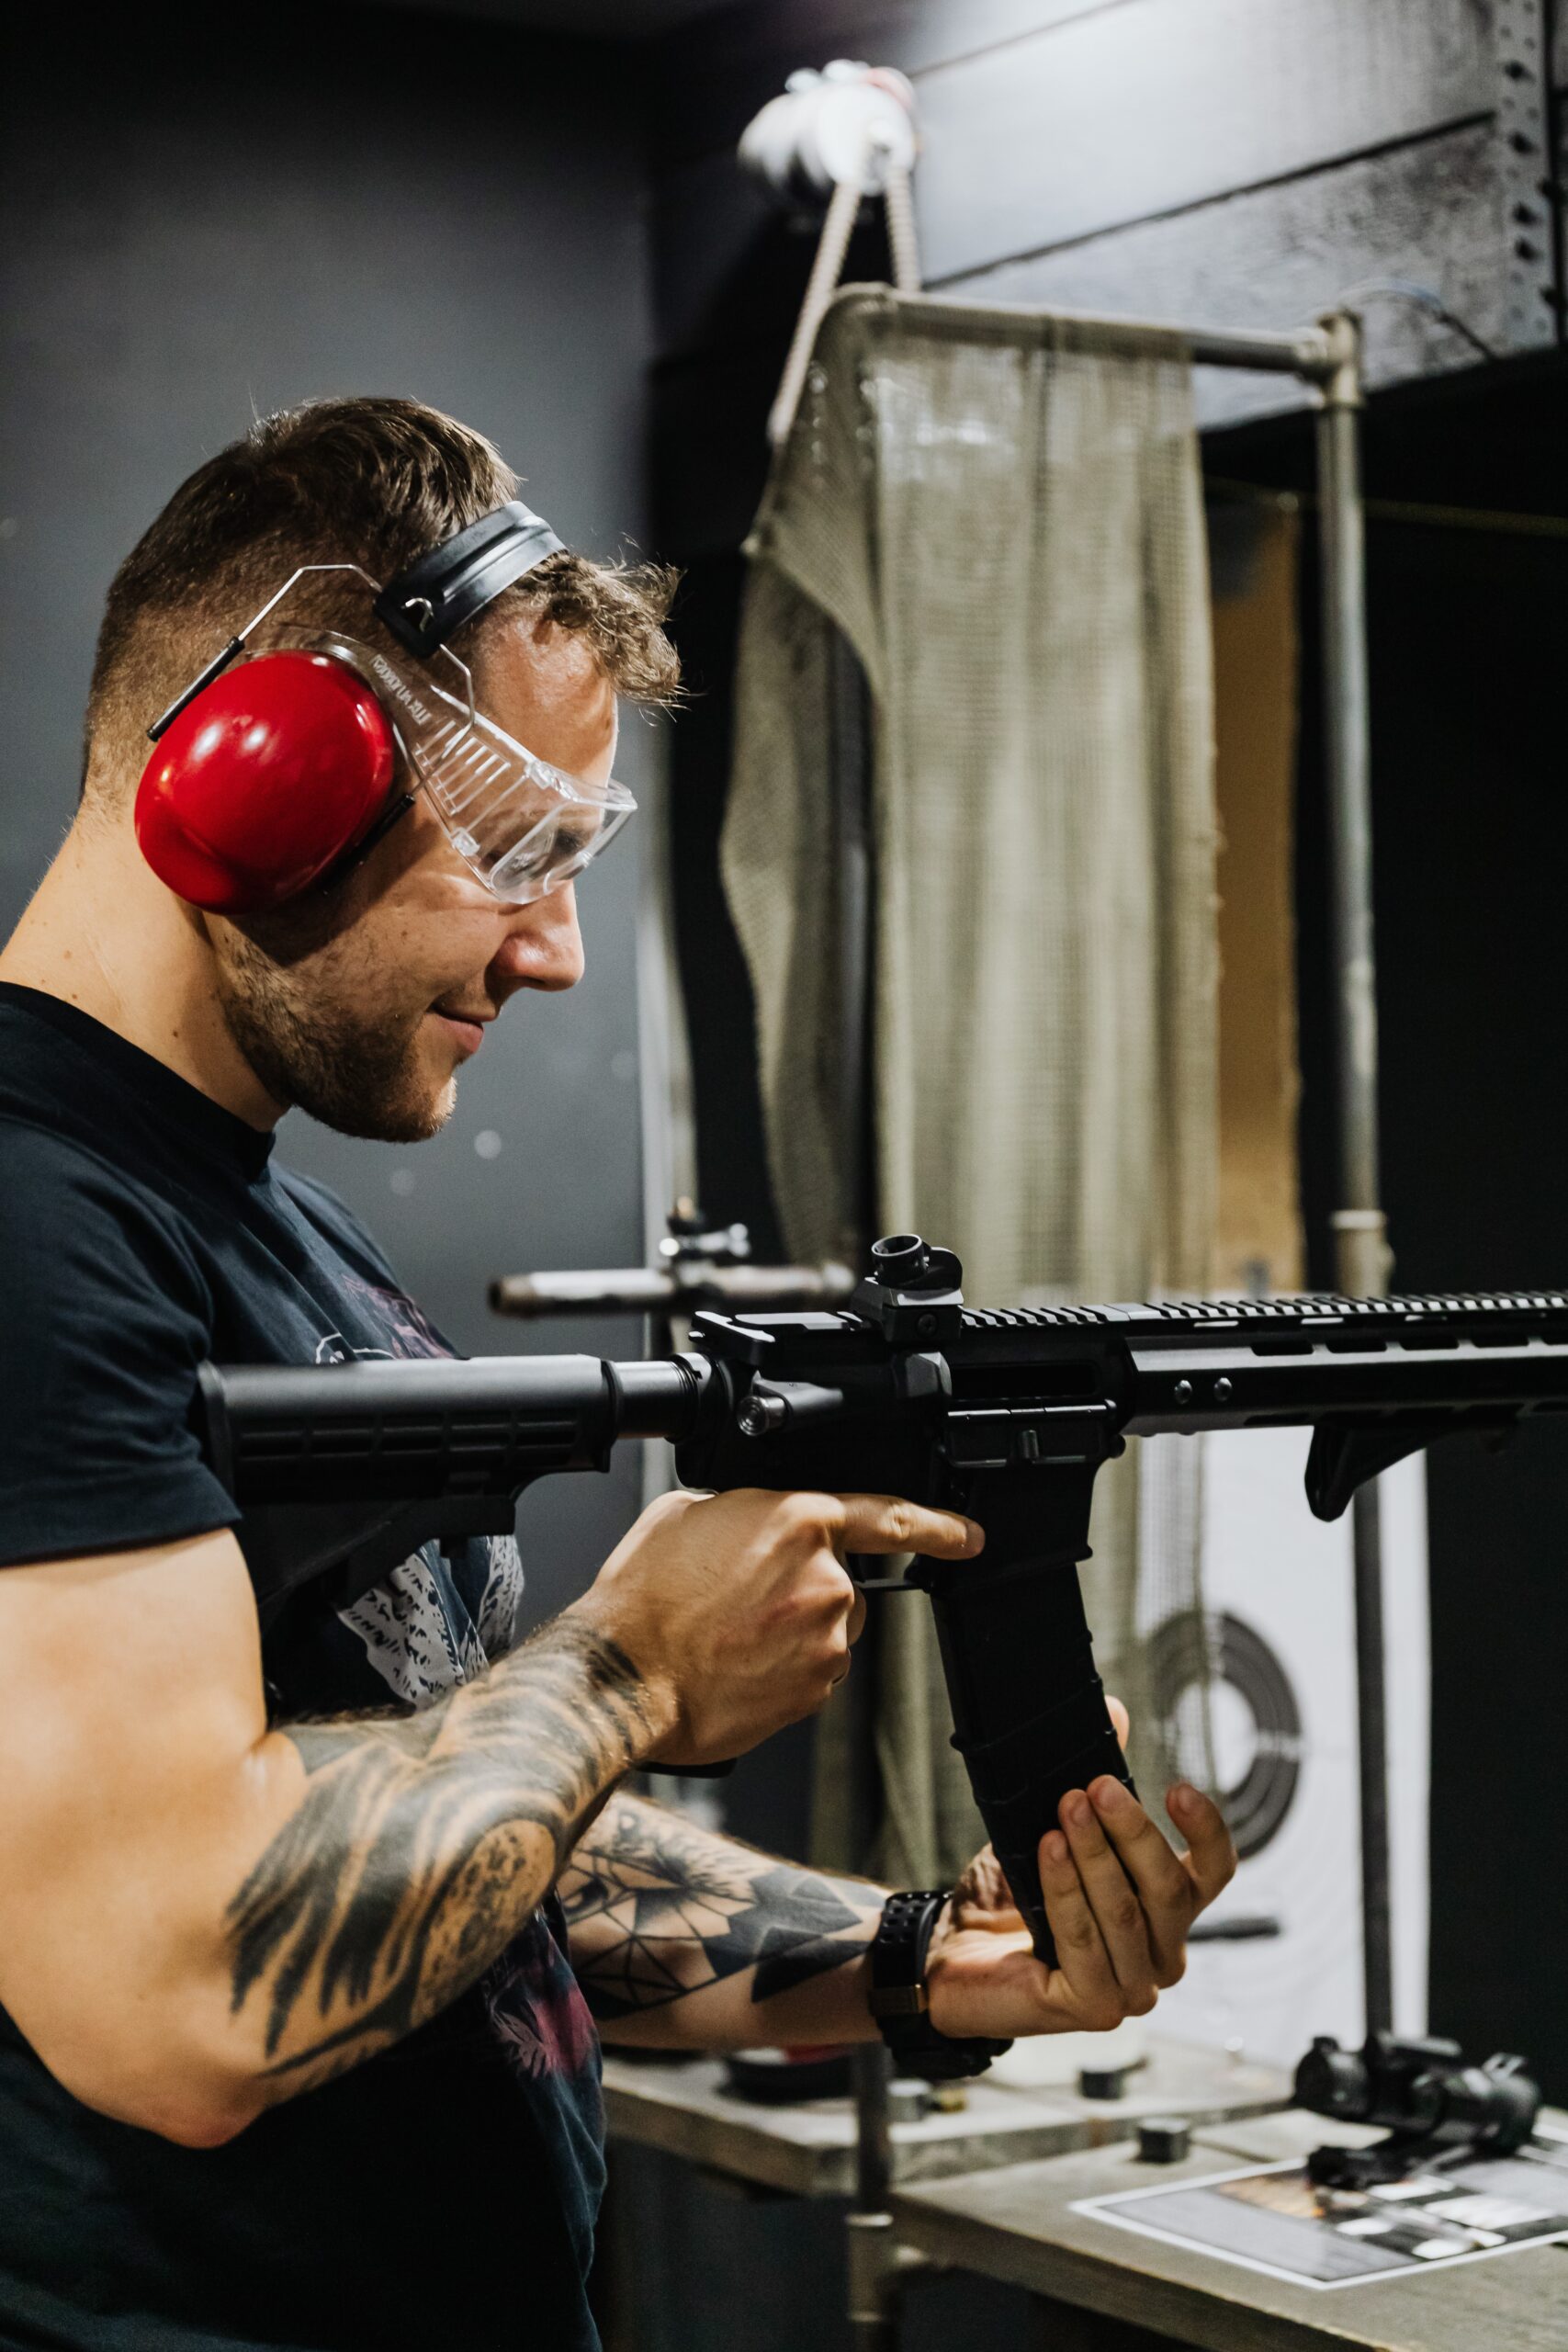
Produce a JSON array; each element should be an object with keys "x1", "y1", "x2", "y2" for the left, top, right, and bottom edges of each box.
[{"x1": 0, "y1": 397, "x2": 1234, "y2": 2351}]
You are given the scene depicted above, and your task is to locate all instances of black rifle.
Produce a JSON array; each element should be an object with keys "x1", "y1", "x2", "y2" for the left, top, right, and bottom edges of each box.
[{"x1": 200, "y1": 1232, "x2": 1568, "y2": 1964}]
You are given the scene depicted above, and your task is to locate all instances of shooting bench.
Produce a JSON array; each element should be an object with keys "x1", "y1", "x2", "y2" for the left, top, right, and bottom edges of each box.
[{"x1": 598, "y1": 2058, "x2": 1568, "y2": 2347}]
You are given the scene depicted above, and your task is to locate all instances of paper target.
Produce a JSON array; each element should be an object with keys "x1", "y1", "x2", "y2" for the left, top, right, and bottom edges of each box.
[
  {"x1": 1150, "y1": 1430, "x2": 1428, "y2": 2064},
  {"x1": 1150, "y1": 1609, "x2": 1304, "y2": 1860}
]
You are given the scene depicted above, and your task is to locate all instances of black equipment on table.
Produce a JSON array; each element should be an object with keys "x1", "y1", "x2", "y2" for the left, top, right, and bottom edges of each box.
[{"x1": 1296, "y1": 2031, "x2": 1540, "y2": 2189}]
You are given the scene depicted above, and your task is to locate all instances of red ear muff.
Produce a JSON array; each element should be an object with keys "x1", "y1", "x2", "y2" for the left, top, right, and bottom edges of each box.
[{"x1": 135, "y1": 650, "x2": 397, "y2": 914}]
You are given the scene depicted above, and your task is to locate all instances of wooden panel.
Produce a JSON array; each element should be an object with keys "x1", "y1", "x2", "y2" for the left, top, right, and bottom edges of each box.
[
  {"x1": 913, "y1": 0, "x2": 1492, "y2": 285},
  {"x1": 940, "y1": 120, "x2": 1503, "y2": 432},
  {"x1": 1212, "y1": 500, "x2": 1304, "y2": 1294}
]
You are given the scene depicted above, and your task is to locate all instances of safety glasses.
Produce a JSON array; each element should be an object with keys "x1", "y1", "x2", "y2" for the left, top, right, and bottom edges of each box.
[
  {"x1": 273, "y1": 621, "x2": 636, "y2": 903},
  {"x1": 214, "y1": 563, "x2": 635, "y2": 904}
]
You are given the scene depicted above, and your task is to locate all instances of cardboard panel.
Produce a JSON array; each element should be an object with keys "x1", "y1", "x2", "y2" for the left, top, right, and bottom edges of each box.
[{"x1": 1211, "y1": 500, "x2": 1304, "y2": 1295}]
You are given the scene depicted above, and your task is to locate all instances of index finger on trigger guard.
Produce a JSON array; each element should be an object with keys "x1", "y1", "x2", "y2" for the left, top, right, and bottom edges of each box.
[
  {"x1": 904, "y1": 1509, "x2": 984, "y2": 1559},
  {"x1": 834, "y1": 1496, "x2": 983, "y2": 1557},
  {"x1": 829, "y1": 1493, "x2": 919, "y2": 1555}
]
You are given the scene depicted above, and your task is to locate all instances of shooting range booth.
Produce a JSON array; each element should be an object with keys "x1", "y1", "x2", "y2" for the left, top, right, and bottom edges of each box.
[{"x1": 10, "y1": 9, "x2": 1568, "y2": 2352}]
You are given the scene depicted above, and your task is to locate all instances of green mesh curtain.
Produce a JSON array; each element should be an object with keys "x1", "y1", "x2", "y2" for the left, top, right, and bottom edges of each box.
[{"x1": 721, "y1": 288, "x2": 1219, "y2": 1884}]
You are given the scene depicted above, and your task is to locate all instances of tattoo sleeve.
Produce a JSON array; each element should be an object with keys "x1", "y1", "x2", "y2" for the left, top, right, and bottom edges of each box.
[
  {"x1": 559, "y1": 1792, "x2": 884, "y2": 2032},
  {"x1": 226, "y1": 1615, "x2": 655, "y2": 2097}
]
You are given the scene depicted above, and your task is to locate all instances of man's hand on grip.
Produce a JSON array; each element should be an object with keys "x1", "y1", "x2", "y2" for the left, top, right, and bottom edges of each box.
[
  {"x1": 573, "y1": 1487, "x2": 982, "y2": 1770},
  {"x1": 926, "y1": 1723, "x2": 1236, "y2": 2041}
]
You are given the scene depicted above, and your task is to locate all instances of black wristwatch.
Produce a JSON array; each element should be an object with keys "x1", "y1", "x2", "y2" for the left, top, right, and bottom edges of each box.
[{"x1": 867, "y1": 1890, "x2": 1013, "y2": 2082}]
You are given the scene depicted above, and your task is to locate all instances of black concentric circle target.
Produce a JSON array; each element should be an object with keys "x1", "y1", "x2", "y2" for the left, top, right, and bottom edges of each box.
[{"x1": 1148, "y1": 1610, "x2": 1304, "y2": 1860}]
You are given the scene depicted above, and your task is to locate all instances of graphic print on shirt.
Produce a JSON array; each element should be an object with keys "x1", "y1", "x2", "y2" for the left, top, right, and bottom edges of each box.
[
  {"x1": 338, "y1": 1551, "x2": 493, "y2": 1704},
  {"x1": 310, "y1": 1270, "x2": 526, "y2": 1705},
  {"x1": 474, "y1": 1534, "x2": 528, "y2": 1658},
  {"x1": 311, "y1": 1270, "x2": 452, "y2": 1363},
  {"x1": 485, "y1": 1917, "x2": 602, "y2": 2092}
]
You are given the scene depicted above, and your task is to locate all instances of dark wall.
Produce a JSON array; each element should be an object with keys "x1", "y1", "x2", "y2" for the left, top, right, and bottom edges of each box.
[{"x1": 1, "y1": 3, "x2": 657, "y2": 1614}]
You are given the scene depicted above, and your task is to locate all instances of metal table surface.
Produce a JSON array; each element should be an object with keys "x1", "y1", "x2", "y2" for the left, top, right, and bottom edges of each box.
[
  {"x1": 888, "y1": 2107, "x2": 1568, "y2": 2352},
  {"x1": 601, "y1": 2038, "x2": 1290, "y2": 2201}
]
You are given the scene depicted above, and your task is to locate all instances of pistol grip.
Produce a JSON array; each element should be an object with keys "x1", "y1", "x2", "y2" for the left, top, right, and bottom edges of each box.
[{"x1": 918, "y1": 1476, "x2": 1133, "y2": 1966}]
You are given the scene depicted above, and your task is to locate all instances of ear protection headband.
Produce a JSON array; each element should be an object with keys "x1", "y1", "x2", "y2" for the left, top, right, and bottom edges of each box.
[{"x1": 134, "y1": 502, "x2": 570, "y2": 915}]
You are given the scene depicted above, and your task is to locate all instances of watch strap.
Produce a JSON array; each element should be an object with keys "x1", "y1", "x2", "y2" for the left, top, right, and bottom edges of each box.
[{"x1": 867, "y1": 1890, "x2": 1011, "y2": 2082}]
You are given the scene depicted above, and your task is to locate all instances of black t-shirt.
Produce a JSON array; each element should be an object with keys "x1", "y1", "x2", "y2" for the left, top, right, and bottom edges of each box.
[{"x1": 0, "y1": 984, "x2": 604, "y2": 2352}]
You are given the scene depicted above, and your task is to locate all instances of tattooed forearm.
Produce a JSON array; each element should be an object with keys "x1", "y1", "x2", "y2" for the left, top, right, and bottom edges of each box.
[
  {"x1": 560, "y1": 1793, "x2": 883, "y2": 2032},
  {"x1": 226, "y1": 1615, "x2": 656, "y2": 2094}
]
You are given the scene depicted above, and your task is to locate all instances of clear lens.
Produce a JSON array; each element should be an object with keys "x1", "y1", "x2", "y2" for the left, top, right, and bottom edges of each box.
[
  {"x1": 413, "y1": 696, "x2": 635, "y2": 902},
  {"x1": 265, "y1": 623, "x2": 636, "y2": 903},
  {"x1": 487, "y1": 795, "x2": 634, "y2": 899}
]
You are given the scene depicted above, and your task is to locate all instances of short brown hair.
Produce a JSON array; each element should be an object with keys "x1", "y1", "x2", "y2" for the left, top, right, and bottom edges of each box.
[{"x1": 85, "y1": 395, "x2": 680, "y2": 792}]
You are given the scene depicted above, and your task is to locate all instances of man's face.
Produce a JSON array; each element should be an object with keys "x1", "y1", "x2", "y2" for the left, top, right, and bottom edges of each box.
[{"x1": 210, "y1": 614, "x2": 611, "y2": 1142}]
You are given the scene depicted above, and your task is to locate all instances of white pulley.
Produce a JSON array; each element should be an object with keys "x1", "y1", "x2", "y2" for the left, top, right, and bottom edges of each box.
[
  {"x1": 740, "y1": 61, "x2": 922, "y2": 447},
  {"x1": 739, "y1": 60, "x2": 918, "y2": 201}
]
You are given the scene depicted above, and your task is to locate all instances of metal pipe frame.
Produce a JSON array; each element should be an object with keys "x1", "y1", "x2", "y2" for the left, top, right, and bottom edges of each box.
[
  {"x1": 1314, "y1": 311, "x2": 1394, "y2": 2039},
  {"x1": 829, "y1": 292, "x2": 1391, "y2": 2350},
  {"x1": 858, "y1": 285, "x2": 1336, "y2": 379}
]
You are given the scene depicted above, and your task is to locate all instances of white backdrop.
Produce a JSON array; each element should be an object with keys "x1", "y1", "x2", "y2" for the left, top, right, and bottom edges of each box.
[{"x1": 1153, "y1": 1430, "x2": 1429, "y2": 2067}]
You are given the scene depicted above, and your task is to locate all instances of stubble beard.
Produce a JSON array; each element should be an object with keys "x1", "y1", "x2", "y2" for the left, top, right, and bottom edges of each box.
[{"x1": 213, "y1": 931, "x2": 456, "y2": 1144}]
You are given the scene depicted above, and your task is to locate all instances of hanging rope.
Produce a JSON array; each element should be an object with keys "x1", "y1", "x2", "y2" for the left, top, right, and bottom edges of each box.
[
  {"x1": 883, "y1": 162, "x2": 922, "y2": 297},
  {"x1": 767, "y1": 159, "x2": 924, "y2": 447},
  {"x1": 767, "y1": 170, "x2": 868, "y2": 449},
  {"x1": 766, "y1": 128, "x2": 924, "y2": 450}
]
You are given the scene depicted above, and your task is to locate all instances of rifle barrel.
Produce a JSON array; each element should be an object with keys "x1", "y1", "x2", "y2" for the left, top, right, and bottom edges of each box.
[{"x1": 489, "y1": 1262, "x2": 856, "y2": 1317}]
